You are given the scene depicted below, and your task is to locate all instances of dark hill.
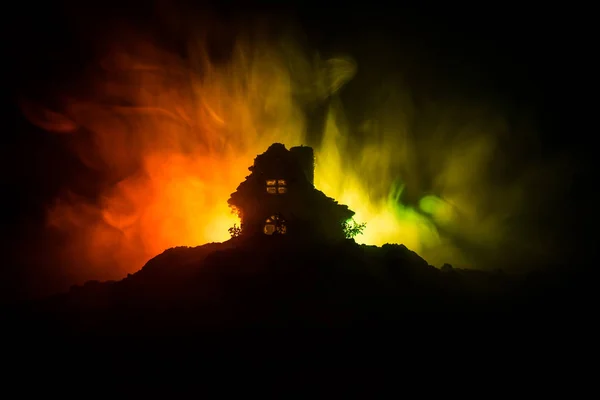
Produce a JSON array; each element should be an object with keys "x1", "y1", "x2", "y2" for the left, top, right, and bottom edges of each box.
[{"x1": 11, "y1": 237, "x2": 594, "y2": 338}]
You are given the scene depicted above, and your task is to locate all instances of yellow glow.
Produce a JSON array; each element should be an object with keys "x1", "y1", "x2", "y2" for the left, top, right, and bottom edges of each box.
[{"x1": 28, "y1": 11, "x2": 555, "y2": 279}]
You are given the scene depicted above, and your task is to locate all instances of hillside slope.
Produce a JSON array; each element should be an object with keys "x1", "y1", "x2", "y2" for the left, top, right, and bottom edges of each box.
[{"x1": 11, "y1": 237, "x2": 593, "y2": 335}]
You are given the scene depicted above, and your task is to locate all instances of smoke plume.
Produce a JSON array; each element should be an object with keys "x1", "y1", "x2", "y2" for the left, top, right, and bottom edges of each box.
[{"x1": 19, "y1": 6, "x2": 572, "y2": 283}]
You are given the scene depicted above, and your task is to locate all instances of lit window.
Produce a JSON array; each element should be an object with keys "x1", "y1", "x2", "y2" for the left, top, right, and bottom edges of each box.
[
  {"x1": 266, "y1": 178, "x2": 287, "y2": 194},
  {"x1": 264, "y1": 223, "x2": 276, "y2": 235},
  {"x1": 264, "y1": 214, "x2": 286, "y2": 235}
]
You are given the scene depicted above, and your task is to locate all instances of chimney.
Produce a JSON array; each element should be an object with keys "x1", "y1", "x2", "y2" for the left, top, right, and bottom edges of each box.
[{"x1": 290, "y1": 146, "x2": 315, "y2": 187}]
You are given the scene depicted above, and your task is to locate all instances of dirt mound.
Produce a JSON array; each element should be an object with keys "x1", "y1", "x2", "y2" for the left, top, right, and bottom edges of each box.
[{"x1": 10, "y1": 237, "x2": 594, "y2": 335}]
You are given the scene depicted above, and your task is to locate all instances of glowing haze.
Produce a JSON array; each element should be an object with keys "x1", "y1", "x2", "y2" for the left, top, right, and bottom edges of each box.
[{"x1": 20, "y1": 10, "x2": 568, "y2": 280}]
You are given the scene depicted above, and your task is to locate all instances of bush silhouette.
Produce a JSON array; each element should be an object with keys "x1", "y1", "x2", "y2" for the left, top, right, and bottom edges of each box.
[
  {"x1": 228, "y1": 224, "x2": 242, "y2": 238},
  {"x1": 342, "y1": 219, "x2": 367, "y2": 239}
]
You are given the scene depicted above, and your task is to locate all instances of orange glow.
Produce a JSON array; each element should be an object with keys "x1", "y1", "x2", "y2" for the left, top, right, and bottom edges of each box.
[
  {"x1": 21, "y1": 11, "x2": 562, "y2": 280},
  {"x1": 24, "y1": 25, "x2": 323, "y2": 277}
]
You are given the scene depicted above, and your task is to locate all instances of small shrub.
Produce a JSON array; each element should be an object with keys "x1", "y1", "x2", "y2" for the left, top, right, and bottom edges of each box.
[
  {"x1": 342, "y1": 218, "x2": 367, "y2": 239},
  {"x1": 228, "y1": 223, "x2": 242, "y2": 238}
]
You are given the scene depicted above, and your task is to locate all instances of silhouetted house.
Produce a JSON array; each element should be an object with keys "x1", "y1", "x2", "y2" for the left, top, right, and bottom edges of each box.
[{"x1": 228, "y1": 143, "x2": 354, "y2": 241}]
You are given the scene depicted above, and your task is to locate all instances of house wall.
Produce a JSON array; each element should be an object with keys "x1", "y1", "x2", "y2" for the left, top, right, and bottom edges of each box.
[{"x1": 229, "y1": 143, "x2": 352, "y2": 241}]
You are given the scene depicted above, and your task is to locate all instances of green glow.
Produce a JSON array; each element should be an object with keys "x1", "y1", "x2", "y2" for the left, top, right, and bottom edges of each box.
[{"x1": 419, "y1": 195, "x2": 444, "y2": 215}]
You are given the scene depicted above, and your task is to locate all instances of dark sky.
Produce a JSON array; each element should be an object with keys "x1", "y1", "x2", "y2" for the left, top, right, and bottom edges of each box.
[{"x1": 2, "y1": 1, "x2": 595, "y2": 302}]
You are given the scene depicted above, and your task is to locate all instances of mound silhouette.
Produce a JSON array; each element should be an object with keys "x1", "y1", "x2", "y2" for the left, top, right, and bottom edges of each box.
[
  {"x1": 2, "y1": 235, "x2": 594, "y2": 388},
  {"x1": 15, "y1": 237, "x2": 584, "y2": 337}
]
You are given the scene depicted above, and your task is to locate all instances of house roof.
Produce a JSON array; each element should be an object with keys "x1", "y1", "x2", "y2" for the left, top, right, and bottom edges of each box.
[{"x1": 227, "y1": 143, "x2": 354, "y2": 222}]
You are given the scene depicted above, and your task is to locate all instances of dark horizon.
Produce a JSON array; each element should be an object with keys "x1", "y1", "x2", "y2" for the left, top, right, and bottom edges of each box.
[{"x1": 2, "y1": 1, "x2": 594, "y2": 305}]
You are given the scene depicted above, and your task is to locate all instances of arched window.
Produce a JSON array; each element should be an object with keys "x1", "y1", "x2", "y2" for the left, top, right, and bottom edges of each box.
[{"x1": 263, "y1": 214, "x2": 287, "y2": 235}]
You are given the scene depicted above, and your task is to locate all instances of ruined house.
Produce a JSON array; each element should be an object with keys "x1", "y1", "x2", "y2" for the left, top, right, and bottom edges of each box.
[{"x1": 228, "y1": 143, "x2": 354, "y2": 241}]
